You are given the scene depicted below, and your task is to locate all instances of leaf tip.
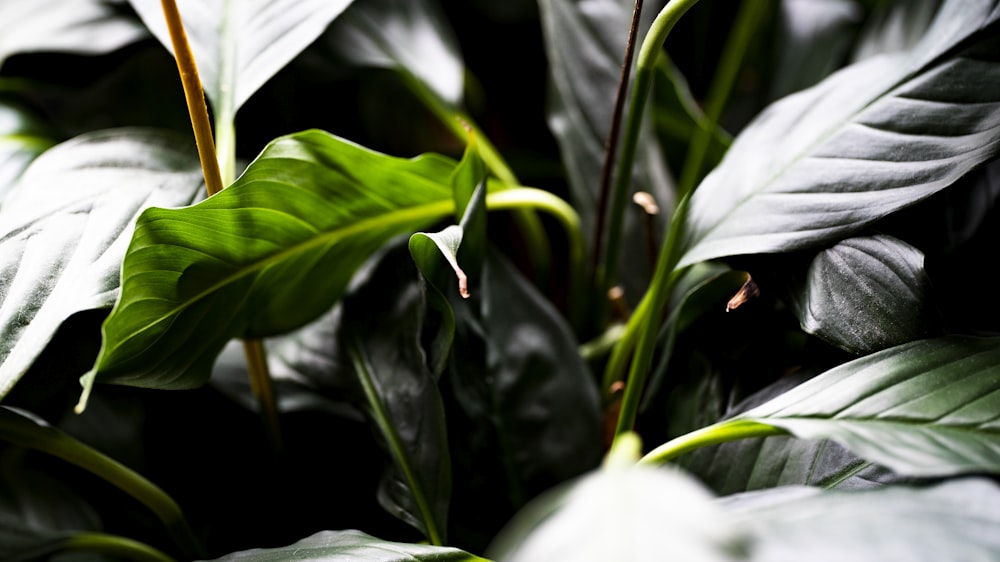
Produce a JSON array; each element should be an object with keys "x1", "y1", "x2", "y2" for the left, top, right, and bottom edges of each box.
[{"x1": 726, "y1": 276, "x2": 759, "y2": 312}]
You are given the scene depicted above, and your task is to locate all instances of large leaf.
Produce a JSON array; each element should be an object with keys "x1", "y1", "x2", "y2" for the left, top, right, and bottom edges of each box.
[
  {"x1": 0, "y1": 128, "x2": 203, "y2": 401},
  {"x1": 128, "y1": 0, "x2": 355, "y2": 114},
  {"x1": 322, "y1": 0, "x2": 464, "y2": 106},
  {"x1": 82, "y1": 130, "x2": 457, "y2": 406},
  {"x1": 678, "y1": 0, "x2": 1000, "y2": 268},
  {"x1": 732, "y1": 478, "x2": 1000, "y2": 561},
  {"x1": 0, "y1": 0, "x2": 148, "y2": 67},
  {"x1": 789, "y1": 234, "x2": 931, "y2": 355},
  {"x1": 729, "y1": 335, "x2": 1000, "y2": 477},
  {"x1": 537, "y1": 0, "x2": 673, "y2": 295},
  {"x1": 209, "y1": 529, "x2": 486, "y2": 562},
  {"x1": 486, "y1": 464, "x2": 747, "y2": 562}
]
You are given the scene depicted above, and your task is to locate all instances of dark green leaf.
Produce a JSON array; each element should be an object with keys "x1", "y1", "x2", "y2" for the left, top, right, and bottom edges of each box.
[
  {"x1": 732, "y1": 335, "x2": 1000, "y2": 477},
  {"x1": 209, "y1": 529, "x2": 487, "y2": 561},
  {"x1": 789, "y1": 234, "x2": 931, "y2": 355},
  {"x1": 732, "y1": 478, "x2": 1000, "y2": 561},
  {"x1": 128, "y1": 0, "x2": 355, "y2": 113},
  {"x1": 0, "y1": 128, "x2": 203, "y2": 401},
  {"x1": 0, "y1": 0, "x2": 147, "y2": 67},
  {"x1": 341, "y1": 248, "x2": 451, "y2": 544},
  {"x1": 486, "y1": 464, "x2": 748, "y2": 562},
  {"x1": 83, "y1": 130, "x2": 455, "y2": 405},
  {"x1": 322, "y1": 0, "x2": 464, "y2": 106},
  {"x1": 678, "y1": 0, "x2": 1000, "y2": 268}
]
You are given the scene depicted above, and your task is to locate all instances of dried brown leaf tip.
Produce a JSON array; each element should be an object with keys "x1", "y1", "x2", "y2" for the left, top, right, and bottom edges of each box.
[{"x1": 726, "y1": 276, "x2": 759, "y2": 312}]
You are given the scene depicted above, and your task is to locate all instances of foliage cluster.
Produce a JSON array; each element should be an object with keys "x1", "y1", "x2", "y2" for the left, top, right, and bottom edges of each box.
[{"x1": 1, "y1": 0, "x2": 1000, "y2": 560}]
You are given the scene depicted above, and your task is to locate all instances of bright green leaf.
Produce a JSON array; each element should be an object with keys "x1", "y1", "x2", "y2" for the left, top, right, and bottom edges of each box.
[
  {"x1": 209, "y1": 529, "x2": 487, "y2": 561},
  {"x1": 678, "y1": 0, "x2": 1000, "y2": 268},
  {"x1": 82, "y1": 130, "x2": 458, "y2": 408},
  {"x1": 0, "y1": 128, "x2": 203, "y2": 401}
]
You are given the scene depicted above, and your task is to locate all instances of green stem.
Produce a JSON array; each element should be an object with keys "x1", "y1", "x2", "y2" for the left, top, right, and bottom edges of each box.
[
  {"x1": 0, "y1": 408, "x2": 203, "y2": 558},
  {"x1": 10, "y1": 533, "x2": 177, "y2": 562},
  {"x1": 599, "y1": 0, "x2": 703, "y2": 304},
  {"x1": 401, "y1": 72, "x2": 554, "y2": 289},
  {"x1": 348, "y1": 346, "x2": 443, "y2": 546},
  {"x1": 639, "y1": 419, "x2": 786, "y2": 465},
  {"x1": 676, "y1": 0, "x2": 767, "y2": 199}
]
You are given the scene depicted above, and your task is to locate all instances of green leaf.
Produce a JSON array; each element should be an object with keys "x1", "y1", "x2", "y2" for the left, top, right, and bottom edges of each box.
[
  {"x1": 322, "y1": 0, "x2": 464, "y2": 106},
  {"x1": 0, "y1": 128, "x2": 203, "y2": 401},
  {"x1": 486, "y1": 464, "x2": 748, "y2": 562},
  {"x1": 732, "y1": 335, "x2": 1000, "y2": 477},
  {"x1": 341, "y1": 248, "x2": 451, "y2": 545},
  {"x1": 789, "y1": 234, "x2": 931, "y2": 355},
  {"x1": 678, "y1": 0, "x2": 1000, "y2": 268},
  {"x1": 0, "y1": 94, "x2": 58, "y2": 201},
  {"x1": 83, "y1": 130, "x2": 456, "y2": 406},
  {"x1": 128, "y1": 0, "x2": 355, "y2": 114},
  {"x1": 208, "y1": 529, "x2": 487, "y2": 561},
  {"x1": 851, "y1": 0, "x2": 941, "y2": 62},
  {"x1": 732, "y1": 478, "x2": 1000, "y2": 561},
  {"x1": 537, "y1": 0, "x2": 673, "y2": 294},
  {"x1": 0, "y1": 0, "x2": 148, "y2": 67}
]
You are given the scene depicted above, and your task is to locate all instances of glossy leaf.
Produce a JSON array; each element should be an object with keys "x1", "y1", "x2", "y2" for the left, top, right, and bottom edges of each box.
[
  {"x1": 341, "y1": 248, "x2": 451, "y2": 544},
  {"x1": 733, "y1": 478, "x2": 1000, "y2": 561},
  {"x1": 209, "y1": 529, "x2": 486, "y2": 561},
  {"x1": 678, "y1": 0, "x2": 1000, "y2": 268},
  {"x1": 733, "y1": 335, "x2": 1000, "y2": 477},
  {"x1": 323, "y1": 0, "x2": 464, "y2": 106},
  {"x1": 84, "y1": 129, "x2": 456, "y2": 405},
  {"x1": 128, "y1": 0, "x2": 354, "y2": 113},
  {"x1": 851, "y1": 0, "x2": 942, "y2": 62},
  {"x1": 0, "y1": 95, "x2": 58, "y2": 201},
  {"x1": 487, "y1": 465, "x2": 747, "y2": 562},
  {"x1": 0, "y1": 0, "x2": 147, "y2": 67},
  {"x1": 537, "y1": 0, "x2": 673, "y2": 295},
  {"x1": 790, "y1": 234, "x2": 930, "y2": 355},
  {"x1": 0, "y1": 128, "x2": 203, "y2": 401}
]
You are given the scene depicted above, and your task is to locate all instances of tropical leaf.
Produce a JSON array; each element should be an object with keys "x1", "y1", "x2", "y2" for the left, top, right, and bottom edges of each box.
[
  {"x1": 789, "y1": 234, "x2": 931, "y2": 355},
  {"x1": 486, "y1": 464, "x2": 747, "y2": 562},
  {"x1": 731, "y1": 478, "x2": 1000, "y2": 561},
  {"x1": 322, "y1": 0, "x2": 464, "y2": 106},
  {"x1": 730, "y1": 335, "x2": 1000, "y2": 477},
  {"x1": 0, "y1": 128, "x2": 203, "y2": 401},
  {"x1": 851, "y1": 0, "x2": 942, "y2": 62},
  {"x1": 128, "y1": 0, "x2": 355, "y2": 114},
  {"x1": 82, "y1": 129, "x2": 457, "y2": 407},
  {"x1": 678, "y1": 0, "x2": 1000, "y2": 268},
  {"x1": 0, "y1": 0, "x2": 148, "y2": 67},
  {"x1": 209, "y1": 529, "x2": 486, "y2": 562}
]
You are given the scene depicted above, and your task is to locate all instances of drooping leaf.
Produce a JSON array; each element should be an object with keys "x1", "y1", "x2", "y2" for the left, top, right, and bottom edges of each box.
[
  {"x1": 0, "y1": 0, "x2": 148, "y2": 67},
  {"x1": 209, "y1": 529, "x2": 486, "y2": 562},
  {"x1": 729, "y1": 335, "x2": 1000, "y2": 477},
  {"x1": 322, "y1": 0, "x2": 464, "y2": 106},
  {"x1": 0, "y1": 94, "x2": 58, "y2": 201},
  {"x1": 486, "y1": 464, "x2": 748, "y2": 562},
  {"x1": 341, "y1": 248, "x2": 451, "y2": 544},
  {"x1": 789, "y1": 234, "x2": 931, "y2": 355},
  {"x1": 128, "y1": 0, "x2": 355, "y2": 114},
  {"x1": 82, "y1": 130, "x2": 457, "y2": 407},
  {"x1": 0, "y1": 128, "x2": 203, "y2": 401},
  {"x1": 537, "y1": 0, "x2": 674, "y2": 296},
  {"x1": 678, "y1": 0, "x2": 1000, "y2": 268},
  {"x1": 731, "y1": 478, "x2": 1000, "y2": 561}
]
